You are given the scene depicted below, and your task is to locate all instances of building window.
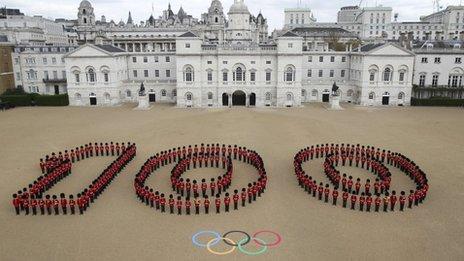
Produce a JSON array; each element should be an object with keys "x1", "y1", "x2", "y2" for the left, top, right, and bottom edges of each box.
[
  {"x1": 207, "y1": 71, "x2": 213, "y2": 82},
  {"x1": 318, "y1": 70, "x2": 323, "y2": 77},
  {"x1": 399, "y1": 72, "x2": 405, "y2": 82},
  {"x1": 186, "y1": 93, "x2": 192, "y2": 101},
  {"x1": 185, "y1": 43, "x2": 191, "y2": 48},
  {"x1": 144, "y1": 70, "x2": 149, "y2": 77},
  {"x1": 266, "y1": 71, "x2": 271, "y2": 82},
  {"x1": 133, "y1": 70, "x2": 138, "y2": 78},
  {"x1": 207, "y1": 92, "x2": 213, "y2": 99},
  {"x1": 419, "y1": 74, "x2": 426, "y2": 87},
  {"x1": 329, "y1": 70, "x2": 334, "y2": 78},
  {"x1": 449, "y1": 75, "x2": 461, "y2": 87},
  {"x1": 265, "y1": 92, "x2": 271, "y2": 101},
  {"x1": 166, "y1": 70, "x2": 171, "y2": 77},
  {"x1": 132, "y1": 57, "x2": 137, "y2": 63},
  {"x1": 285, "y1": 67, "x2": 295, "y2": 82},
  {"x1": 143, "y1": 57, "x2": 148, "y2": 63},
  {"x1": 383, "y1": 68, "x2": 392, "y2": 82},
  {"x1": 308, "y1": 56, "x2": 312, "y2": 62},
  {"x1": 233, "y1": 67, "x2": 245, "y2": 82},
  {"x1": 155, "y1": 70, "x2": 160, "y2": 77},
  {"x1": 370, "y1": 71, "x2": 375, "y2": 82},
  {"x1": 223, "y1": 61, "x2": 228, "y2": 64},
  {"x1": 75, "y1": 73, "x2": 80, "y2": 83},
  {"x1": 207, "y1": 61, "x2": 212, "y2": 64},
  {"x1": 52, "y1": 57, "x2": 56, "y2": 64},
  {"x1": 266, "y1": 61, "x2": 271, "y2": 64},
  {"x1": 104, "y1": 73, "x2": 109, "y2": 82},
  {"x1": 456, "y1": 57, "x2": 462, "y2": 64},
  {"x1": 250, "y1": 72, "x2": 256, "y2": 82},
  {"x1": 288, "y1": 43, "x2": 293, "y2": 48},
  {"x1": 185, "y1": 67, "x2": 193, "y2": 82},
  {"x1": 330, "y1": 56, "x2": 335, "y2": 62},
  {"x1": 369, "y1": 92, "x2": 375, "y2": 99},
  {"x1": 421, "y1": 57, "x2": 428, "y2": 63},
  {"x1": 166, "y1": 56, "x2": 170, "y2": 62},
  {"x1": 43, "y1": 57, "x2": 47, "y2": 64},
  {"x1": 154, "y1": 56, "x2": 159, "y2": 62},
  {"x1": 312, "y1": 89, "x2": 318, "y2": 97},
  {"x1": 88, "y1": 69, "x2": 96, "y2": 82},
  {"x1": 161, "y1": 89, "x2": 167, "y2": 97},
  {"x1": 342, "y1": 57, "x2": 346, "y2": 62},
  {"x1": 307, "y1": 69, "x2": 312, "y2": 78},
  {"x1": 172, "y1": 89, "x2": 177, "y2": 97},
  {"x1": 398, "y1": 92, "x2": 404, "y2": 100},
  {"x1": 432, "y1": 74, "x2": 439, "y2": 87},
  {"x1": 341, "y1": 70, "x2": 346, "y2": 78},
  {"x1": 223, "y1": 72, "x2": 228, "y2": 82},
  {"x1": 434, "y1": 57, "x2": 441, "y2": 64},
  {"x1": 319, "y1": 56, "x2": 324, "y2": 62}
]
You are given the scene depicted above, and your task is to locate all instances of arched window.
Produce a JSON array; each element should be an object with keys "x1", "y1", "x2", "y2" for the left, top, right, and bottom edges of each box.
[
  {"x1": 75, "y1": 93, "x2": 82, "y2": 101},
  {"x1": 369, "y1": 70, "x2": 376, "y2": 82},
  {"x1": 383, "y1": 67, "x2": 392, "y2": 82},
  {"x1": 104, "y1": 93, "x2": 110, "y2": 102},
  {"x1": 265, "y1": 92, "x2": 271, "y2": 101},
  {"x1": 287, "y1": 93, "x2": 293, "y2": 101},
  {"x1": 285, "y1": 66, "x2": 295, "y2": 82},
  {"x1": 369, "y1": 92, "x2": 375, "y2": 100},
  {"x1": 186, "y1": 92, "x2": 193, "y2": 101},
  {"x1": 233, "y1": 66, "x2": 245, "y2": 82},
  {"x1": 215, "y1": 17, "x2": 219, "y2": 23},
  {"x1": 398, "y1": 92, "x2": 404, "y2": 100},
  {"x1": 312, "y1": 89, "x2": 318, "y2": 97},
  {"x1": 207, "y1": 92, "x2": 213, "y2": 100},
  {"x1": 87, "y1": 68, "x2": 96, "y2": 83},
  {"x1": 184, "y1": 66, "x2": 194, "y2": 82},
  {"x1": 89, "y1": 92, "x2": 96, "y2": 97},
  {"x1": 172, "y1": 89, "x2": 177, "y2": 97},
  {"x1": 161, "y1": 89, "x2": 167, "y2": 97},
  {"x1": 82, "y1": 9, "x2": 86, "y2": 15},
  {"x1": 126, "y1": 90, "x2": 132, "y2": 97}
]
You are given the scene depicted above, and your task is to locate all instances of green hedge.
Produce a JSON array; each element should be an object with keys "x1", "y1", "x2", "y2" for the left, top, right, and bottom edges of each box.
[
  {"x1": 411, "y1": 98, "x2": 464, "y2": 107},
  {"x1": 35, "y1": 94, "x2": 69, "y2": 106},
  {"x1": 0, "y1": 94, "x2": 69, "y2": 107}
]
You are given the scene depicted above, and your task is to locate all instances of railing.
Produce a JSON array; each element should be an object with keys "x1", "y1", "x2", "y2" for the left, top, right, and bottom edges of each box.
[
  {"x1": 43, "y1": 78, "x2": 67, "y2": 83},
  {"x1": 413, "y1": 84, "x2": 464, "y2": 90}
]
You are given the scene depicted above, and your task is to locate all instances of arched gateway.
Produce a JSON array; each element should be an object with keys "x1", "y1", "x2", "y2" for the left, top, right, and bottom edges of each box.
[{"x1": 232, "y1": 90, "x2": 246, "y2": 106}]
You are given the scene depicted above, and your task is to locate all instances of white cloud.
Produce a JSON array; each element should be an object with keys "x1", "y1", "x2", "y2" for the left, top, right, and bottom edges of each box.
[{"x1": 2, "y1": 0, "x2": 463, "y2": 30}]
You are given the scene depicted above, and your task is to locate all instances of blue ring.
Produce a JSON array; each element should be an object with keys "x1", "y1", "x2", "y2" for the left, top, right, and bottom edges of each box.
[{"x1": 192, "y1": 230, "x2": 221, "y2": 248}]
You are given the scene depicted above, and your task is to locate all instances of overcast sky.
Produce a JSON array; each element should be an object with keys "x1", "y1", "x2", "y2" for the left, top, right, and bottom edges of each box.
[{"x1": 2, "y1": 0, "x2": 463, "y2": 30}]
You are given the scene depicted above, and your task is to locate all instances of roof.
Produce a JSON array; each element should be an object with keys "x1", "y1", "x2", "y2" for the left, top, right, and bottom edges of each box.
[
  {"x1": 281, "y1": 31, "x2": 299, "y2": 37},
  {"x1": 178, "y1": 31, "x2": 198, "y2": 38},
  {"x1": 94, "y1": 45, "x2": 125, "y2": 53},
  {"x1": 354, "y1": 43, "x2": 385, "y2": 52},
  {"x1": 291, "y1": 27, "x2": 357, "y2": 38}
]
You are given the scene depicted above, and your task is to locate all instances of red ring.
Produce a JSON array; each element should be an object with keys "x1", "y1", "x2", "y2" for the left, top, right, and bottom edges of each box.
[{"x1": 252, "y1": 230, "x2": 282, "y2": 247}]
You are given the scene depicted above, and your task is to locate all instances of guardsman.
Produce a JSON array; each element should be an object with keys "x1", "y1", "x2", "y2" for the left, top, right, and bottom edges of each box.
[
  {"x1": 160, "y1": 194, "x2": 166, "y2": 213},
  {"x1": 168, "y1": 195, "x2": 175, "y2": 214},
  {"x1": 350, "y1": 193, "x2": 357, "y2": 210},
  {"x1": 69, "y1": 195, "x2": 76, "y2": 215},
  {"x1": 383, "y1": 192, "x2": 390, "y2": 212},
  {"x1": 324, "y1": 184, "x2": 330, "y2": 203},
  {"x1": 201, "y1": 179, "x2": 207, "y2": 197},
  {"x1": 210, "y1": 178, "x2": 216, "y2": 196},
  {"x1": 204, "y1": 195, "x2": 210, "y2": 214},
  {"x1": 366, "y1": 193, "x2": 373, "y2": 212},
  {"x1": 154, "y1": 191, "x2": 160, "y2": 210},
  {"x1": 347, "y1": 176, "x2": 353, "y2": 193},
  {"x1": 375, "y1": 194, "x2": 381, "y2": 212},
  {"x1": 194, "y1": 196, "x2": 200, "y2": 215},
  {"x1": 12, "y1": 194, "x2": 20, "y2": 215},
  {"x1": 215, "y1": 195, "x2": 221, "y2": 214},
  {"x1": 30, "y1": 195, "x2": 38, "y2": 215},
  {"x1": 60, "y1": 193, "x2": 67, "y2": 215},
  {"x1": 52, "y1": 195, "x2": 59, "y2": 215},
  {"x1": 241, "y1": 188, "x2": 247, "y2": 207},
  {"x1": 341, "y1": 174, "x2": 347, "y2": 190},
  {"x1": 185, "y1": 198, "x2": 191, "y2": 215},
  {"x1": 233, "y1": 190, "x2": 239, "y2": 210},
  {"x1": 224, "y1": 193, "x2": 231, "y2": 212},
  {"x1": 359, "y1": 193, "x2": 365, "y2": 211},
  {"x1": 355, "y1": 178, "x2": 361, "y2": 195},
  {"x1": 176, "y1": 196, "x2": 183, "y2": 215},
  {"x1": 332, "y1": 187, "x2": 339, "y2": 206},
  {"x1": 318, "y1": 182, "x2": 324, "y2": 201},
  {"x1": 390, "y1": 191, "x2": 397, "y2": 211},
  {"x1": 38, "y1": 196, "x2": 45, "y2": 215},
  {"x1": 399, "y1": 191, "x2": 406, "y2": 211},
  {"x1": 45, "y1": 195, "x2": 52, "y2": 215},
  {"x1": 364, "y1": 179, "x2": 371, "y2": 195}
]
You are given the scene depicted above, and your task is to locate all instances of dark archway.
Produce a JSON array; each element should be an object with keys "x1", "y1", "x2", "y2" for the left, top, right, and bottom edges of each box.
[
  {"x1": 149, "y1": 93, "x2": 156, "y2": 102},
  {"x1": 250, "y1": 93, "x2": 256, "y2": 106},
  {"x1": 222, "y1": 93, "x2": 229, "y2": 106},
  {"x1": 382, "y1": 96, "x2": 390, "y2": 105},
  {"x1": 232, "y1": 90, "x2": 246, "y2": 106},
  {"x1": 322, "y1": 93, "x2": 330, "y2": 102},
  {"x1": 90, "y1": 97, "x2": 97, "y2": 106}
]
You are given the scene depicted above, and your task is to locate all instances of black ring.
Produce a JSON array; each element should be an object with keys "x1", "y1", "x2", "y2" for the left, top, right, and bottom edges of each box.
[{"x1": 222, "y1": 230, "x2": 251, "y2": 247}]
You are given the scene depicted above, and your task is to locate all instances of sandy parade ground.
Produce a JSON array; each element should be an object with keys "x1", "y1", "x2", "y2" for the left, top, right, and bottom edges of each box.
[{"x1": 0, "y1": 103, "x2": 463, "y2": 261}]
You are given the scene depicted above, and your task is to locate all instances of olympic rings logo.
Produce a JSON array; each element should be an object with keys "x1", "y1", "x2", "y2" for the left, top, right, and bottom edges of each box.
[{"x1": 192, "y1": 230, "x2": 282, "y2": 256}]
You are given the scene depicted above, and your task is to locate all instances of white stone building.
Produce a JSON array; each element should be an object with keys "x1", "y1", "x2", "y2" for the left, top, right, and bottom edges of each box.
[{"x1": 12, "y1": 45, "x2": 75, "y2": 94}]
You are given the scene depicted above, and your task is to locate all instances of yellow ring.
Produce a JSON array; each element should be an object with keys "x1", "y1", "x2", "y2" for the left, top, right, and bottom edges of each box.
[{"x1": 206, "y1": 237, "x2": 236, "y2": 255}]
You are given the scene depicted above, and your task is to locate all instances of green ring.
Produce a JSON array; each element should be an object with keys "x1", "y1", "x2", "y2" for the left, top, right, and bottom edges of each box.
[{"x1": 237, "y1": 237, "x2": 268, "y2": 256}]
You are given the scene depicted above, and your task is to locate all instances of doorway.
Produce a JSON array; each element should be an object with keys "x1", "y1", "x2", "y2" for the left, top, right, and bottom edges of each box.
[
  {"x1": 149, "y1": 93, "x2": 156, "y2": 102},
  {"x1": 249, "y1": 93, "x2": 256, "y2": 106},
  {"x1": 232, "y1": 90, "x2": 246, "y2": 106}
]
